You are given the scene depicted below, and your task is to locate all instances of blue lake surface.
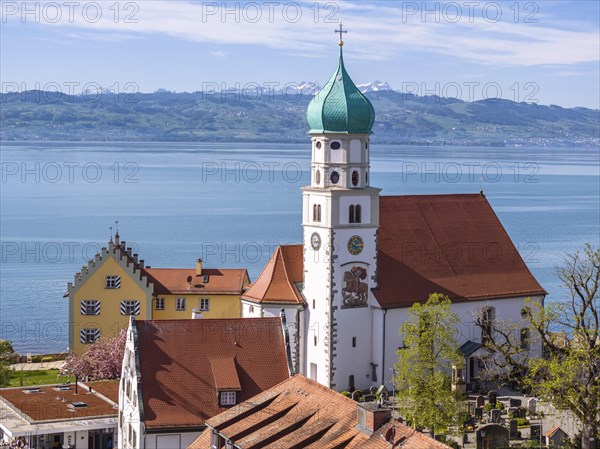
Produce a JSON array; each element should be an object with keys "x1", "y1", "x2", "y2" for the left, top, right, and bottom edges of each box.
[{"x1": 1, "y1": 142, "x2": 599, "y2": 353}]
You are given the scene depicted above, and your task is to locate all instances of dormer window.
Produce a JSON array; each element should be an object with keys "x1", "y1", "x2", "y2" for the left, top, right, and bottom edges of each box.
[
  {"x1": 220, "y1": 391, "x2": 236, "y2": 406},
  {"x1": 203, "y1": 275, "x2": 210, "y2": 283}
]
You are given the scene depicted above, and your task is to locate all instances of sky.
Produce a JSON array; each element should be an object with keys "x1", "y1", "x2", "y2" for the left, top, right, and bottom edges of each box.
[{"x1": 1, "y1": 0, "x2": 599, "y2": 108}]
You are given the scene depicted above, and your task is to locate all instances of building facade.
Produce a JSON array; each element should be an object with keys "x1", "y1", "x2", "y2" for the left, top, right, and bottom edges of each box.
[
  {"x1": 118, "y1": 316, "x2": 292, "y2": 449},
  {"x1": 65, "y1": 234, "x2": 249, "y2": 355}
]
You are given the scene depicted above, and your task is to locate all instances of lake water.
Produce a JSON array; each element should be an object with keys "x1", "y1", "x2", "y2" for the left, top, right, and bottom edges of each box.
[{"x1": 1, "y1": 142, "x2": 598, "y2": 354}]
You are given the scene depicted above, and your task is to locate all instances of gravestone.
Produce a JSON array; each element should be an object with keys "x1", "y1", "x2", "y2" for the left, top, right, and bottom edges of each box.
[
  {"x1": 509, "y1": 398, "x2": 522, "y2": 407},
  {"x1": 528, "y1": 398, "x2": 538, "y2": 415},
  {"x1": 488, "y1": 390, "x2": 498, "y2": 404},
  {"x1": 476, "y1": 395, "x2": 485, "y2": 408},
  {"x1": 509, "y1": 419, "x2": 518, "y2": 439},
  {"x1": 508, "y1": 407, "x2": 518, "y2": 417},
  {"x1": 468, "y1": 401, "x2": 475, "y2": 414},
  {"x1": 490, "y1": 409, "x2": 501, "y2": 424},
  {"x1": 475, "y1": 407, "x2": 483, "y2": 420},
  {"x1": 531, "y1": 424, "x2": 541, "y2": 441},
  {"x1": 476, "y1": 424, "x2": 509, "y2": 449}
]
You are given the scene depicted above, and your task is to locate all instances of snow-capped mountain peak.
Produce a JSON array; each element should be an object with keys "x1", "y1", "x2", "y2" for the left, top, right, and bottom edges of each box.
[{"x1": 356, "y1": 81, "x2": 393, "y2": 93}]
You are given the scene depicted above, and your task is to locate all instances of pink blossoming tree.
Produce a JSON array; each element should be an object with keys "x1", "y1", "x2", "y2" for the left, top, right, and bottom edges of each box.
[{"x1": 64, "y1": 329, "x2": 126, "y2": 381}]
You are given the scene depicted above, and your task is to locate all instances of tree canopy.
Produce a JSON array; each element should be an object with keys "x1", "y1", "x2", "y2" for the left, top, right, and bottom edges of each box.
[
  {"x1": 64, "y1": 329, "x2": 126, "y2": 381},
  {"x1": 477, "y1": 244, "x2": 599, "y2": 449},
  {"x1": 395, "y1": 293, "x2": 467, "y2": 435}
]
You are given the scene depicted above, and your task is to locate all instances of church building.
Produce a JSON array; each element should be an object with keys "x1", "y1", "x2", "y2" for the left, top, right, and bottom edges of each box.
[{"x1": 243, "y1": 30, "x2": 546, "y2": 392}]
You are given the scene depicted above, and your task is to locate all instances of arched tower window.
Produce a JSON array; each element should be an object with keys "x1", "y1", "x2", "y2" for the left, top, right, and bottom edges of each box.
[
  {"x1": 352, "y1": 171, "x2": 359, "y2": 187},
  {"x1": 349, "y1": 205, "x2": 362, "y2": 224},
  {"x1": 317, "y1": 205, "x2": 322, "y2": 222},
  {"x1": 313, "y1": 204, "x2": 318, "y2": 222}
]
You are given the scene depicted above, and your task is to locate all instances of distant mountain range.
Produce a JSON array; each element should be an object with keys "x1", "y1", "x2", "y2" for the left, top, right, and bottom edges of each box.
[{"x1": 1, "y1": 86, "x2": 598, "y2": 146}]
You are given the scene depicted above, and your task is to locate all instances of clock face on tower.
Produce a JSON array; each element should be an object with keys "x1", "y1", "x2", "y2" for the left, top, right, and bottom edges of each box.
[
  {"x1": 311, "y1": 232, "x2": 321, "y2": 250},
  {"x1": 347, "y1": 235, "x2": 364, "y2": 255}
]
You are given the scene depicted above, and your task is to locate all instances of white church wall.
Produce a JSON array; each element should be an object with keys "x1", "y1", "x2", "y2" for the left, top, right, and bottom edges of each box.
[
  {"x1": 303, "y1": 226, "x2": 334, "y2": 386},
  {"x1": 377, "y1": 295, "x2": 545, "y2": 387},
  {"x1": 329, "y1": 227, "x2": 378, "y2": 391}
]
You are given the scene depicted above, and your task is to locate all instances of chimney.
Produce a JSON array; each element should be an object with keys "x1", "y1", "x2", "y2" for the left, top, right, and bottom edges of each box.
[
  {"x1": 192, "y1": 308, "x2": 203, "y2": 319},
  {"x1": 133, "y1": 253, "x2": 139, "y2": 264},
  {"x1": 356, "y1": 402, "x2": 392, "y2": 435},
  {"x1": 139, "y1": 259, "x2": 145, "y2": 269},
  {"x1": 196, "y1": 258, "x2": 203, "y2": 276}
]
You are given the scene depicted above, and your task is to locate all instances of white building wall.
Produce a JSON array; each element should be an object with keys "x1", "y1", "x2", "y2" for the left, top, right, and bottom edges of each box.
[
  {"x1": 330, "y1": 227, "x2": 378, "y2": 391},
  {"x1": 378, "y1": 295, "x2": 545, "y2": 387},
  {"x1": 119, "y1": 320, "x2": 143, "y2": 449},
  {"x1": 143, "y1": 432, "x2": 202, "y2": 449}
]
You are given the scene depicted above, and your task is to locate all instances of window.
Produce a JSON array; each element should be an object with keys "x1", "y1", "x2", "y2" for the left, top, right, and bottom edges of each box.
[
  {"x1": 249, "y1": 305, "x2": 254, "y2": 314},
  {"x1": 349, "y1": 204, "x2": 362, "y2": 224},
  {"x1": 155, "y1": 298, "x2": 165, "y2": 310},
  {"x1": 203, "y1": 275, "x2": 210, "y2": 283},
  {"x1": 481, "y1": 307, "x2": 495, "y2": 345},
  {"x1": 200, "y1": 298, "x2": 210, "y2": 311},
  {"x1": 352, "y1": 171, "x2": 359, "y2": 187},
  {"x1": 312, "y1": 299, "x2": 315, "y2": 309},
  {"x1": 330, "y1": 141, "x2": 341, "y2": 150},
  {"x1": 80, "y1": 328, "x2": 100, "y2": 344},
  {"x1": 80, "y1": 300, "x2": 100, "y2": 316},
  {"x1": 132, "y1": 429, "x2": 137, "y2": 449},
  {"x1": 120, "y1": 300, "x2": 140, "y2": 316},
  {"x1": 316, "y1": 141, "x2": 322, "y2": 149},
  {"x1": 176, "y1": 297, "x2": 186, "y2": 311},
  {"x1": 105, "y1": 275, "x2": 121, "y2": 289},
  {"x1": 315, "y1": 169, "x2": 321, "y2": 185},
  {"x1": 314, "y1": 335, "x2": 318, "y2": 346},
  {"x1": 313, "y1": 204, "x2": 322, "y2": 222},
  {"x1": 352, "y1": 337, "x2": 356, "y2": 348},
  {"x1": 520, "y1": 328, "x2": 530, "y2": 350},
  {"x1": 330, "y1": 171, "x2": 340, "y2": 184},
  {"x1": 220, "y1": 391, "x2": 236, "y2": 406},
  {"x1": 366, "y1": 171, "x2": 369, "y2": 184},
  {"x1": 521, "y1": 307, "x2": 531, "y2": 318}
]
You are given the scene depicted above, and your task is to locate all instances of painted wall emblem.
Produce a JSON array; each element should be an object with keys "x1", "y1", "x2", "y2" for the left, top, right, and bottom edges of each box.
[{"x1": 342, "y1": 266, "x2": 368, "y2": 308}]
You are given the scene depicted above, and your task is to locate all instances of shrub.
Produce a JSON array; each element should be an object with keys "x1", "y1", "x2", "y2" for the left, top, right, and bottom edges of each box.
[
  {"x1": 341, "y1": 391, "x2": 351, "y2": 397},
  {"x1": 41, "y1": 356, "x2": 53, "y2": 362},
  {"x1": 484, "y1": 402, "x2": 505, "y2": 412},
  {"x1": 516, "y1": 417, "x2": 530, "y2": 427}
]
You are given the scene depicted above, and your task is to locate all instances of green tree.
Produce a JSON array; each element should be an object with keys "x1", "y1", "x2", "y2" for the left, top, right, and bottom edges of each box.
[
  {"x1": 395, "y1": 293, "x2": 467, "y2": 436},
  {"x1": 0, "y1": 362, "x2": 11, "y2": 387},
  {"x1": 0, "y1": 339, "x2": 14, "y2": 357},
  {"x1": 476, "y1": 244, "x2": 599, "y2": 449}
]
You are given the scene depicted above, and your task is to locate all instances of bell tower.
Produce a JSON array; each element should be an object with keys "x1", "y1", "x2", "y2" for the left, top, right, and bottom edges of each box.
[{"x1": 302, "y1": 24, "x2": 380, "y2": 391}]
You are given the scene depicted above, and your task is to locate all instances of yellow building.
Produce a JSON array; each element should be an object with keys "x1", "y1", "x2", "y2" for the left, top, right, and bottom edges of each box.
[{"x1": 66, "y1": 234, "x2": 249, "y2": 355}]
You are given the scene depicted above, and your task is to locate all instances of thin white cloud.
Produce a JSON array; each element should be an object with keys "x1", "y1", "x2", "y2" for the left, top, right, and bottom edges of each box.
[{"x1": 14, "y1": 0, "x2": 600, "y2": 67}]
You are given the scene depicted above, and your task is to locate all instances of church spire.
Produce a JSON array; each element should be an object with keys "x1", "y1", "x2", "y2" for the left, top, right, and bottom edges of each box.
[{"x1": 306, "y1": 23, "x2": 375, "y2": 135}]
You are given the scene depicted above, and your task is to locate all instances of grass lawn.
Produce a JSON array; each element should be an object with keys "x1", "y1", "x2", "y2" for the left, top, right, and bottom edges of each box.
[{"x1": 7, "y1": 369, "x2": 74, "y2": 387}]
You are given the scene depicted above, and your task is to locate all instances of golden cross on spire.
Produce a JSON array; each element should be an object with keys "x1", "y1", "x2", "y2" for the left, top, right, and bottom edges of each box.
[{"x1": 335, "y1": 21, "x2": 347, "y2": 46}]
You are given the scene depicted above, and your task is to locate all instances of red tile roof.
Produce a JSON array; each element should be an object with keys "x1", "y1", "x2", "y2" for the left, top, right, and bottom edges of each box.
[
  {"x1": 135, "y1": 318, "x2": 290, "y2": 430},
  {"x1": 0, "y1": 383, "x2": 117, "y2": 421},
  {"x1": 84, "y1": 380, "x2": 120, "y2": 404},
  {"x1": 187, "y1": 375, "x2": 452, "y2": 449},
  {"x1": 145, "y1": 268, "x2": 249, "y2": 295},
  {"x1": 242, "y1": 245, "x2": 304, "y2": 305},
  {"x1": 374, "y1": 194, "x2": 546, "y2": 308},
  {"x1": 210, "y1": 358, "x2": 241, "y2": 391}
]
